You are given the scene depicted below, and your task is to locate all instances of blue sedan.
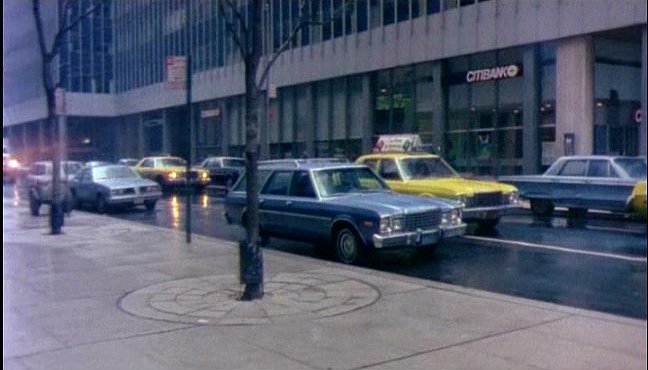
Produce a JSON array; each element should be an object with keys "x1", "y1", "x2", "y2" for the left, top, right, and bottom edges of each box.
[
  {"x1": 224, "y1": 162, "x2": 466, "y2": 264},
  {"x1": 70, "y1": 165, "x2": 162, "y2": 213}
]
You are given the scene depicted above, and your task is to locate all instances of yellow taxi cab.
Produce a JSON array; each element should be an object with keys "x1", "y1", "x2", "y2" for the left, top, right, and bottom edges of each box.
[
  {"x1": 356, "y1": 135, "x2": 520, "y2": 230},
  {"x1": 133, "y1": 156, "x2": 210, "y2": 192},
  {"x1": 629, "y1": 180, "x2": 647, "y2": 220}
]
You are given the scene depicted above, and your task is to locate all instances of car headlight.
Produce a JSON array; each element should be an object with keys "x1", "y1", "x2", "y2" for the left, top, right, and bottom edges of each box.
[
  {"x1": 8, "y1": 159, "x2": 20, "y2": 169},
  {"x1": 168, "y1": 172, "x2": 178, "y2": 180},
  {"x1": 454, "y1": 195, "x2": 467, "y2": 208},
  {"x1": 441, "y1": 209, "x2": 463, "y2": 227},
  {"x1": 201, "y1": 172, "x2": 209, "y2": 179},
  {"x1": 451, "y1": 209, "x2": 462, "y2": 225},
  {"x1": 146, "y1": 185, "x2": 160, "y2": 192},
  {"x1": 380, "y1": 216, "x2": 402, "y2": 234},
  {"x1": 507, "y1": 191, "x2": 520, "y2": 204},
  {"x1": 111, "y1": 188, "x2": 126, "y2": 196}
]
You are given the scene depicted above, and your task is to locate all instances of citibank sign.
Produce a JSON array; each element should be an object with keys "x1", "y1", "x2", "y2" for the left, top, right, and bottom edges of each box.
[{"x1": 466, "y1": 64, "x2": 521, "y2": 83}]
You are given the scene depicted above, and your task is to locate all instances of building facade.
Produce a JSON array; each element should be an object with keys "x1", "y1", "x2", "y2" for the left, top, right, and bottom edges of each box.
[{"x1": 3, "y1": 0, "x2": 647, "y2": 176}]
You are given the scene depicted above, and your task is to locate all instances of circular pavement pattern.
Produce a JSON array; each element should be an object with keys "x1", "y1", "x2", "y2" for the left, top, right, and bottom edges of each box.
[{"x1": 119, "y1": 272, "x2": 380, "y2": 325}]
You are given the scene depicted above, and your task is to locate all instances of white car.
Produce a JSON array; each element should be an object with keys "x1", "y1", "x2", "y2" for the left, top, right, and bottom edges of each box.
[{"x1": 25, "y1": 161, "x2": 84, "y2": 216}]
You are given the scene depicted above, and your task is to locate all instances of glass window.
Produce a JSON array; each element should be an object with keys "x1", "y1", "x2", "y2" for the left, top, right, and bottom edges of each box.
[
  {"x1": 313, "y1": 167, "x2": 387, "y2": 197},
  {"x1": 614, "y1": 158, "x2": 647, "y2": 179},
  {"x1": 290, "y1": 171, "x2": 317, "y2": 197},
  {"x1": 426, "y1": 0, "x2": 440, "y2": 14},
  {"x1": 383, "y1": 0, "x2": 395, "y2": 25},
  {"x1": 223, "y1": 159, "x2": 245, "y2": 167},
  {"x1": 262, "y1": 171, "x2": 293, "y2": 195},
  {"x1": 587, "y1": 160, "x2": 614, "y2": 178},
  {"x1": 357, "y1": 0, "x2": 368, "y2": 31},
  {"x1": 141, "y1": 159, "x2": 154, "y2": 167},
  {"x1": 558, "y1": 160, "x2": 587, "y2": 177},
  {"x1": 399, "y1": 157, "x2": 459, "y2": 179},
  {"x1": 379, "y1": 159, "x2": 401, "y2": 180}
]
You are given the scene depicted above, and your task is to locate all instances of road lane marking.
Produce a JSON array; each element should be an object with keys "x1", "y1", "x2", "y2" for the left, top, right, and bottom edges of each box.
[{"x1": 462, "y1": 235, "x2": 648, "y2": 263}]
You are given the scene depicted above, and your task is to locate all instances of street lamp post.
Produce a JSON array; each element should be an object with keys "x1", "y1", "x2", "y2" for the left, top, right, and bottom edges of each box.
[{"x1": 185, "y1": 0, "x2": 193, "y2": 243}]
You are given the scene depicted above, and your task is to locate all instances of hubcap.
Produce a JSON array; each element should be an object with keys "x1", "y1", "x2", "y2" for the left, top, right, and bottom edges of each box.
[{"x1": 337, "y1": 230, "x2": 357, "y2": 263}]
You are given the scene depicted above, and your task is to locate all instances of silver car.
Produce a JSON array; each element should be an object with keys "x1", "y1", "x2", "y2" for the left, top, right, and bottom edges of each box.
[{"x1": 69, "y1": 165, "x2": 162, "y2": 213}]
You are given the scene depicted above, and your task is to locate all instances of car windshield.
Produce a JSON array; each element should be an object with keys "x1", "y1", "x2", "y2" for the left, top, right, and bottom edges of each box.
[
  {"x1": 158, "y1": 158, "x2": 186, "y2": 167},
  {"x1": 313, "y1": 167, "x2": 388, "y2": 197},
  {"x1": 399, "y1": 157, "x2": 459, "y2": 179},
  {"x1": 223, "y1": 159, "x2": 245, "y2": 167},
  {"x1": 93, "y1": 166, "x2": 139, "y2": 180},
  {"x1": 614, "y1": 158, "x2": 647, "y2": 179}
]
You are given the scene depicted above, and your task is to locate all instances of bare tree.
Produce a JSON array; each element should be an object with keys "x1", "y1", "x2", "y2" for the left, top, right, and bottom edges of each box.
[
  {"x1": 32, "y1": 0, "x2": 101, "y2": 234},
  {"x1": 219, "y1": 0, "x2": 350, "y2": 300}
]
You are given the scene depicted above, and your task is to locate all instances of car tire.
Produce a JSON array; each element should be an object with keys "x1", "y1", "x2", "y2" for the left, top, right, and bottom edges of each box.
[
  {"x1": 29, "y1": 191, "x2": 40, "y2": 216},
  {"x1": 95, "y1": 194, "x2": 107, "y2": 214},
  {"x1": 530, "y1": 199, "x2": 554, "y2": 217},
  {"x1": 144, "y1": 200, "x2": 156, "y2": 211},
  {"x1": 477, "y1": 218, "x2": 500, "y2": 230},
  {"x1": 335, "y1": 227, "x2": 366, "y2": 265}
]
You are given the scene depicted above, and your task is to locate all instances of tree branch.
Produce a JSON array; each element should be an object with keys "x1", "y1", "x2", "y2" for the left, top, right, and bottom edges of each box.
[
  {"x1": 51, "y1": 0, "x2": 103, "y2": 58},
  {"x1": 218, "y1": 0, "x2": 248, "y2": 64},
  {"x1": 257, "y1": 0, "x2": 351, "y2": 88}
]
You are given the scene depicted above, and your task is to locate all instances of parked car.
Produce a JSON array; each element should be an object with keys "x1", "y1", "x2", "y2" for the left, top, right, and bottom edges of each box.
[
  {"x1": 356, "y1": 152, "x2": 520, "y2": 230},
  {"x1": 25, "y1": 161, "x2": 84, "y2": 216},
  {"x1": 629, "y1": 180, "x2": 647, "y2": 220},
  {"x1": 198, "y1": 156, "x2": 245, "y2": 190},
  {"x1": 224, "y1": 161, "x2": 466, "y2": 265},
  {"x1": 132, "y1": 156, "x2": 210, "y2": 192},
  {"x1": 117, "y1": 158, "x2": 139, "y2": 167},
  {"x1": 259, "y1": 157, "x2": 349, "y2": 167},
  {"x1": 69, "y1": 164, "x2": 162, "y2": 213},
  {"x1": 85, "y1": 161, "x2": 112, "y2": 168},
  {"x1": 498, "y1": 156, "x2": 647, "y2": 218}
]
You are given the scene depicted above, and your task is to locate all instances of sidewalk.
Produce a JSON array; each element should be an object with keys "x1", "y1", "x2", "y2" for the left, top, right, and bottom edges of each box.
[{"x1": 3, "y1": 201, "x2": 646, "y2": 370}]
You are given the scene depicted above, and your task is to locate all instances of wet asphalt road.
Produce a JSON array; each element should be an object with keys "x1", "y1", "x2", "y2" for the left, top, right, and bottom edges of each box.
[{"x1": 5, "y1": 184, "x2": 647, "y2": 319}]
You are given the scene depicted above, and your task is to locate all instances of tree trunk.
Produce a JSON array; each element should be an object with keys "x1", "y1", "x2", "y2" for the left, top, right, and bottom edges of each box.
[{"x1": 240, "y1": 0, "x2": 264, "y2": 301}]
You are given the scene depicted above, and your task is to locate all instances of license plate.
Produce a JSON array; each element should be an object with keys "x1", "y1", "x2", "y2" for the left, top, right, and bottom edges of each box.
[{"x1": 134, "y1": 198, "x2": 144, "y2": 205}]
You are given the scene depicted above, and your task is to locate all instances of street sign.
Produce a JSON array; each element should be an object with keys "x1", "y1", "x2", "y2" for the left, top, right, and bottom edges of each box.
[
  {"x1": 634, "y1": 109, "x2": 642, "y2": 123},
  {"x1": 166, "y1": 56, "x2": 187, "y2": 90},
  {"x1": 268, "y1": 84, "x2": 277, "y2": 99}
]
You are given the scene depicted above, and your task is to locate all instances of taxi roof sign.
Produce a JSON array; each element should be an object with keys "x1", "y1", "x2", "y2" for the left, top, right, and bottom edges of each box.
[{"x1": 373, "y1": 134, "x2": 423, "y2": 153}]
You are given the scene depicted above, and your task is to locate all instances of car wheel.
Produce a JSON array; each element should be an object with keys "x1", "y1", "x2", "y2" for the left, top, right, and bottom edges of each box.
[
  {"x1": 144, "y1": 200, "x2": 156, "y2": 211},
  {"x1": 335, "y1": 227, "x2": 365, "y2": 265},
  {"x1": 95, "y1": 194, "x2": 107, "y2": 214},
  {"x1": 530, "y1": 199, "x2": 554, "y2": 217},
  {"x1": 477, "y1": 218, "x2": 500, "y2": 230},
  {"x1": 29, "y1": 191, "x2": 40, "y2": 216}
]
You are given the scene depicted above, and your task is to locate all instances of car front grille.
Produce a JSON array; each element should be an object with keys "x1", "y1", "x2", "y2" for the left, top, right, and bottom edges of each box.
[
  {"x1": 402, "y1": 210, "x2": 441, "y2": 231},
  {"x1": 184, "y1": 171, "x2": 199, "y2": 179},
  {"x1": 468, "y1": 191, "x2": 503, "y2": 207}
]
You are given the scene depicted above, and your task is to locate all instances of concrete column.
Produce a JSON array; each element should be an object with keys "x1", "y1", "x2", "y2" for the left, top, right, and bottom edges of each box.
[
  {"x1": 523, "y1": 45, "x2": 540, "y2": 174},
  {"x1": 304, "y1": 84, "x2": 315, "y2": 157},
  {"x1": 162, "y1": 109, "x2": 170, "y2": 154},
  {"x1": 362, "y1": 75, "x2": 374, "y2": 153},
  {"x1": 640, "y1": 26, "x2": 647, "y2": 156},
  {"x1": 556, "y1": 35, "x2": 594, "y2": 156},
  {"x1": 138, "y1": 114, "x2": 144, "y2": 157},
  {"x1": 432, "y1": 61, "x2": 446, "y2": 154}
]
